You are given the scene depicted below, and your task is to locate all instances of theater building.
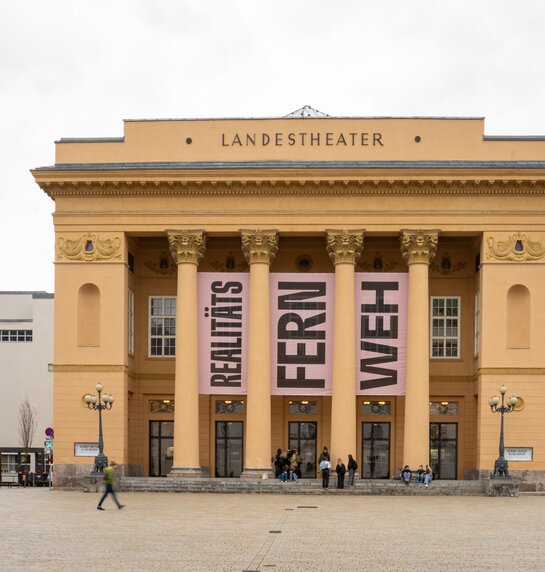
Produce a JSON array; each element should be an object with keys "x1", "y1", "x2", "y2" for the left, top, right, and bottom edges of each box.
[{"x1": 31, "y1": 108, "x2": 545, "y2": 485}]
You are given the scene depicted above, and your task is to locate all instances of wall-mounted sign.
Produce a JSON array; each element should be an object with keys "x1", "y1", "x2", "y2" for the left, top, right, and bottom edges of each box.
[
  {"x1": 504, "y1": 447, "x2": 533, "y2": 462},
  {"x1": 74, "y1": 442, "x2": 99, "y2": 457}
]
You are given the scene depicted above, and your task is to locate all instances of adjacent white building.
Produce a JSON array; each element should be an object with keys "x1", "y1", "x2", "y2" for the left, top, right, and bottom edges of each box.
[{"x1": 0, "y1": 292, "x2": 53, "y2": 478}]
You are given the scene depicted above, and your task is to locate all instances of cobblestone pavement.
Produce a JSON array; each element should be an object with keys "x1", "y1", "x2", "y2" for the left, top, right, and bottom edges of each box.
[{"x1": 1, "y1": 489, "x2": 544, "y2": 571}]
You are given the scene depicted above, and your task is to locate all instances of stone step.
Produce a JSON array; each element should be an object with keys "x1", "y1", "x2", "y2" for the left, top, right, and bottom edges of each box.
[{"x1": 118, "y1": 477, "x2": 486, "y2": 496}]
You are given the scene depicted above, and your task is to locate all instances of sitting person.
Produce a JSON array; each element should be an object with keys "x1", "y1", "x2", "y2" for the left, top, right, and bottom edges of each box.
[
  {"x1": 401, "y1": 465, "x2": 412, "y2": 485},
  {"x1": 289, "y1": 454, "x2": 298, "y2": 481},
  {"x1": 423, "y1": 465, "x2": 433, "y2": 487},
  {"x1": 416, "y1": 465, "x2": 425, "y2": 483},
  {"x1": 278, "y1": 464, "x2": 290, "y2": 482}
]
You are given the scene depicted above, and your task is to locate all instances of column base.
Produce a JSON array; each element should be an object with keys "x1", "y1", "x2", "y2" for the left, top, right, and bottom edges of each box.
[
  {"x1": 168, "y1": 466, "x2": 209, "y2": 478},
  {"x1": 240, "y1": 468, "x2": 275, "y2": 480}
]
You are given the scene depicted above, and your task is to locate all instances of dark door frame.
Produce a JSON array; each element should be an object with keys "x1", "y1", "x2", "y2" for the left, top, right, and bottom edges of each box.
[
  {"x1": 429, "y1": 421, "x2": 458, "y2": 480},
  {"x1": 288, "y1": 421, "x2": 318, "y2": 478},
  {"x1": 215, "y1": 420, "x2": 244, "y2": 478},
  {"x1": 149, "y1": 420, "x2": 174, "y2": 477},
  {"x1": 361, "y1": 421, "x2": 391, "y2": 479}
]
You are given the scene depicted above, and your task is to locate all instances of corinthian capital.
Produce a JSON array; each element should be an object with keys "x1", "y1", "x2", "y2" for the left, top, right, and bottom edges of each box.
[
  {"x1": 240, "y1": 229, "x2": 279, "y2": 265},
  {"x1": 326, "y1": 229, "x2": 365, "y2": 265},
  {"x1": 167, "y1": 230, "x2": 207, "y2": 265},
  {"x1": 400, "y1": 229, "x2": 440, "y2": 265}
]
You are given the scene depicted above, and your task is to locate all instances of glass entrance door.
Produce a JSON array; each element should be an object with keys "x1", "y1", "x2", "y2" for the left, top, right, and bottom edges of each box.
[
  {"x1": 288, "y1": 422, "x2": 317, "y2": 478},
  {"x1": 362, "y1": 422, "x2": 391, "y2": 479},
  {"x1": 430, "y1": 422, "x2": 458, "y2": 479},
  {"x1": 215, "y1": 421, "x2": 243, "y2": 478},
  {"x1": 149, "y1": 420, "x2": 174, "y2": 477}
]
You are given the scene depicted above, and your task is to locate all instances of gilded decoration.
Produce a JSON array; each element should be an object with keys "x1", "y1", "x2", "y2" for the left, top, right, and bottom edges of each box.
[
  {"x1": 429, "y1": 252, "x2": 467, "y2": 276},
  {"x1": 240, "y1": 229, "x2": 279, "y2": 265},
  {"x1": 167, "y1": 230, "x2": 207, "y2": 265},
  {"x1": 56, "y1": 233, "x2": 122, "y2": 262},
  {"x1": 357, "y1": 252, "x2": 399, "y2": 272},
  {"x1": 400, "y1": 229, "x2": 439, "y2": 265},
  {"x1": 486, "y1": 232, "x2": 545, "y2": 261},
  {"x1": 144, "y1": 252, "x2": 178, "y2": 275},
  {"x1": 210, "y1": 251, "x2": 247, "y2": 271},
  {"x1": 326, "y1": 229, "x2": 365, "y2": 265}
]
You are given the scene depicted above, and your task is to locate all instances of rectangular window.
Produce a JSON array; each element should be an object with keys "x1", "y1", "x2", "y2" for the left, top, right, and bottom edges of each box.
[
  {"x1": 149, "y1": 296, "x2": 176, "y2": 357},
  {"x1": 128, "y1": 289, "x2": 135, "y2": 354},
  {"x1": 430, "y1": 297, "x2": 460, "y2": 358},
  {"x1": 0, "y1": 330, "x2": 33, "y2": 342},
  {"x1": 1, "y1": 454, "x2": 18, "y2": 473},
  {"x1": 474, "y1": 291, "x2": 480, "y2": 357}
]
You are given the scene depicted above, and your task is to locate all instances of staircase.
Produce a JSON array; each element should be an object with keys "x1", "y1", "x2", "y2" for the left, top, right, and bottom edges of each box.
[{"x1": 119, "y1": 477, "x2": 487, "y2": 496}]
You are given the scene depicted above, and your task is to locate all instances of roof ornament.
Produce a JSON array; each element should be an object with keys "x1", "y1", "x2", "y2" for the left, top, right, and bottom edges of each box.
[{"x1": 284, "y1": 105, "x2": 330, "y2": 118}]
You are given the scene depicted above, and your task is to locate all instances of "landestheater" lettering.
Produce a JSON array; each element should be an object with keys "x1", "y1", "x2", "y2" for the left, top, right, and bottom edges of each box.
[{"x1": 221, "y1": 131, "x2": 384, "y2": 147}]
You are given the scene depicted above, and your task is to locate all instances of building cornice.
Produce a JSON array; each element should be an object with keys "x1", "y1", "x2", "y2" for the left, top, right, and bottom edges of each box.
[{"x1": 34, "y1": 177, "x2": 545, "y2": 199}]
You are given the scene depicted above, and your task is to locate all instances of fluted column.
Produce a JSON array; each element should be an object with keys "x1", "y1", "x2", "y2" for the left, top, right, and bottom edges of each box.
[
  {"x1": 240, "y1": 229, "x2": 279, "y2": 478},
  {"x1": 167, "y1": 229, "x2": 207, "y2": 477},
  {"x1": 327, "y1": 229, "x2": 365, "y2": 466},
  {"x1": 400, "y1": 229, "x2": 439, "y2": 468}
]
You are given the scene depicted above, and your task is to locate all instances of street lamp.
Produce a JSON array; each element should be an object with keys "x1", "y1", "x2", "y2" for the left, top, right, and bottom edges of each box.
[
  {"x1": 83, "y1": 384, "x2": 115, "y2": 473},
  {"x1": 488, "y1": 385, "x2": 518, "y2": 478}
]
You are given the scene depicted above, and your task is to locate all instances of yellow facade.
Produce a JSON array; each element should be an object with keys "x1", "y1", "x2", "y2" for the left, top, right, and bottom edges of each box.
[{"x1": 32, "y1": 114, "x2": 545, "y2": 484}]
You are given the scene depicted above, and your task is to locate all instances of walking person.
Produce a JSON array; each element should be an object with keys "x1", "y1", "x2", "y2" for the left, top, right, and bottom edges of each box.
[
  {"x1": 336, "y1": 458, "x2": 346, "y2": 489},
  {"x1": 319, "y1": 458, "x2": 331, "y2": 489},
  {"x1": 97, "y1": 461, "x2": 125, "y2": 510},
  {"x1": 347, "y1": 454, "x2": 358, "y2": 487}
]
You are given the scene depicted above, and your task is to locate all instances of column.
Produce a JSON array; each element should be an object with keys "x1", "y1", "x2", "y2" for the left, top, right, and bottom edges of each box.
[
  {"x1": 167, "y1": 229, "x2": 207, "y2": 477},
  {"x1": 400, "y1": 229, "x2": 439, "y2": 468},
  {"x1": 327, "y1": 229, "x2": 365, "y2": 466},
  {"x1": 240, "y1": 229, "x2": 279, "y2": 478}
]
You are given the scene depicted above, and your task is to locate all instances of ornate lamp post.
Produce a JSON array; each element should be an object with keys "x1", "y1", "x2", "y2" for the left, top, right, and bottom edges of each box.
[
  {"x1": 488, "y1": 385, "x2": 518, "y2": 478},
  {"x1": 83, "y1": 384, "x2": 114, "y2": 473}
]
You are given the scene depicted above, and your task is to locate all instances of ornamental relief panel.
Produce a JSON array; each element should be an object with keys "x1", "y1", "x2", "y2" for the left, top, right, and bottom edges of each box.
[
  {"x1": 429, "y1": 252, "x2": 468, "y2": 276},
  {"x1": 56, "y1": 233, "x2": 122, "y2": 262},
  {"x1": 486, "y1": 232, "x2": 545, "y2": 262}
]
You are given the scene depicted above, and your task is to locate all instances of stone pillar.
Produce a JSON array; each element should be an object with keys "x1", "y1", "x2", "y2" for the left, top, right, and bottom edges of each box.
[
  {"x1": 167, "y1": 229, "x2": 207, "y2": 477},
  {"x1": 240, "y1": 229, "x2": 279, "y2": 479},
  {"x1": 327, "y1": 229, "x2": 365, "y2": 466},
  {"x1": 400, "y1": 229, "x2": 439, "y2": 468}
]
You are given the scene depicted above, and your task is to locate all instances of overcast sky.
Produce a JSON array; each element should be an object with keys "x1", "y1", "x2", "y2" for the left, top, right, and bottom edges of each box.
[{"x1": 1, "y1": 0, "x2": 545, "y2": 293}]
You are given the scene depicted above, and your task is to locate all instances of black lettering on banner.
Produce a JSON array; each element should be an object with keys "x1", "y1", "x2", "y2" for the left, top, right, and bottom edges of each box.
[
  {"x1": 277, "y1": 366, "x2": 325, "y2": 389},
  {"x1": 208, "y1": 280, "x2": 244, "y2": 388},
  {"x1": 278, "y1": 282, "x2": 326, "y2": 310},
  {"x1": 276, "y1": 281, "x2": 327, "y2": 390},
  {"x1": 360, "y1": 281, "x2": 400, "y2": 390},
  {"x1": 360, "y1": 342, "x2": 397, "y2": 390}
]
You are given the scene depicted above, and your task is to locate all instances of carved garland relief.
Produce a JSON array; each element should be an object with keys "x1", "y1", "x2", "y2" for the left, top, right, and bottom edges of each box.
[
  {"x1": 487, "y1": 232, "x2": 545, "y2": 261},
  {"x1": 56, "y1": 233, "x2": 122, "y2": 261}
]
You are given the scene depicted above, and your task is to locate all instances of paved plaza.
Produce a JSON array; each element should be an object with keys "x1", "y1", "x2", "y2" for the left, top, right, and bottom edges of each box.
[{"x1": 1, "y1": 488, "x2": 544, "y2": 571}]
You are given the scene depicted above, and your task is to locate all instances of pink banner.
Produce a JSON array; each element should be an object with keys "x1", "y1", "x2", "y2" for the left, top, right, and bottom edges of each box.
[
  {"x1": 355, "y1": 273, "x2": 408, "y2": 395},
  {"x1": 270, "y1": 274, "x2": 334, "y2": 395},
  {"x1": 198, "y1": 273, "x2": 249, "y2": 395}
]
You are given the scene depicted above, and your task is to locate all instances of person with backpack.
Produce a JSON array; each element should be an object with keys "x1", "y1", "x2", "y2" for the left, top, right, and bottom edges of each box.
[
  {"x1": 347, "y1": 454, "x2": 358, "y2": 487},
  {"x1": 319, "y1": 458, "x2": 332, "y2": 489}
]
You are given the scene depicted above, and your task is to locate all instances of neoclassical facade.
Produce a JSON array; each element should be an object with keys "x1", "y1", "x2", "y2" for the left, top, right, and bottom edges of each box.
[{"x1": 32, "y1": 111, "x2": 545, "y2": 484}]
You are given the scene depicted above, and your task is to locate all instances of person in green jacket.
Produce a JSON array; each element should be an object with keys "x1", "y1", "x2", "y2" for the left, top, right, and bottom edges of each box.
[{"x1": 97, "y1": 461, "x2": 125, "y2": 510}]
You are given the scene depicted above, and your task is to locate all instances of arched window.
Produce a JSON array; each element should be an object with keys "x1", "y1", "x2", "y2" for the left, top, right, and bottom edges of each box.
[
  {"x1": 78, "y1": 283, "x2": 100, "y2": 346},
  {"x1": 506, "y1": 285, "x2": 530, "y2": 349}
]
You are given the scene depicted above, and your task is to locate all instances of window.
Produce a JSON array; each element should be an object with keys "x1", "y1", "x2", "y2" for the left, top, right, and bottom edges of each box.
[
  {"x1": 128, "y1": 289, "x2": 135, "y2": 354},
  {"x1": 149, "y1": 399, "x2": 175, "y2": 413},
  {"x1": 149, "y1": 296, "x2": 176, "y2": 357},
  {"x1": 429, "y1": 401, "x2": 459, "y2": 416},
  {"x1": 216, "y1": 400, "x2": 245, "y2": 414},
  {"x1": 0, "y1": 330, "x2": 33, "y2": 342},
  {"x1": 1, "y1": 454, "x2": 18, "y2": 473},
  {"x1": 474, "y1": 291, "x2": 480, "y2": 356},
  {"x1": 288, "y1": 400, "x2": 317, "y2": 415},
  {"x1": 430, "y1": 297, "x2": 460, "y2": 358},
  {"x1": 362, "y1": 401, "x2": 391, "y2": 415}
]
